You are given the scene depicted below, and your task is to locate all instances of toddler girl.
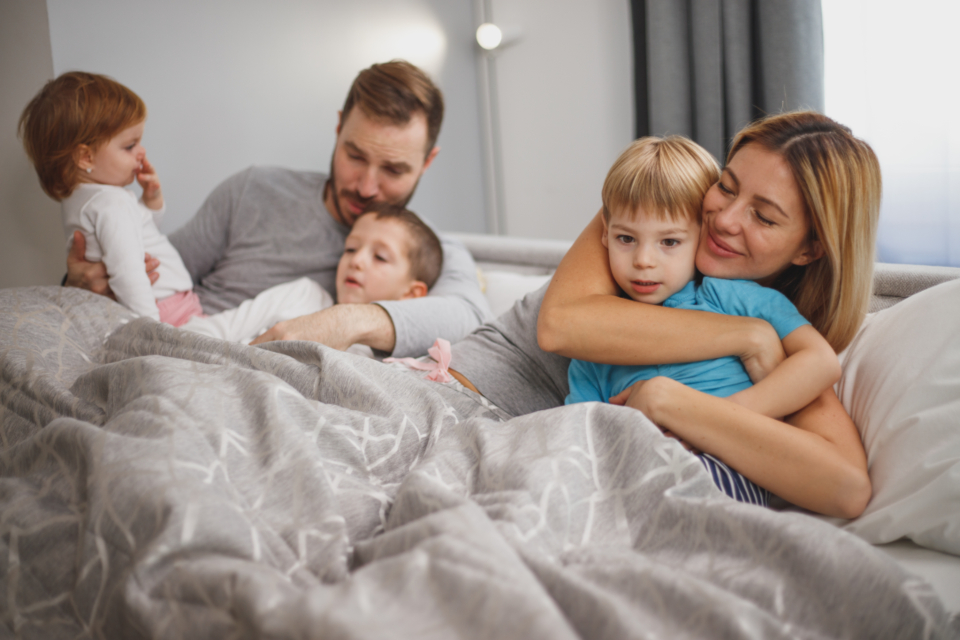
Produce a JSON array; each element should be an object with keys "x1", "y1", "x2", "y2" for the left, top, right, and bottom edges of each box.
[{"x1": 20, "y1": 71, "x2": 201, "y2": 325}]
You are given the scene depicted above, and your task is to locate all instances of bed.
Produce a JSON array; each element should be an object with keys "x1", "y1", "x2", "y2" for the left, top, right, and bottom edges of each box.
[{"x1": 1, "y1": 232, "x2": 958, "y2": 639}]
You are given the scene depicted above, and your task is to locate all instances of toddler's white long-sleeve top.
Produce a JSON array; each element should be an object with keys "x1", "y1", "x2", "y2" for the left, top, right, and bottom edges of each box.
[{"x1": 61, "y1": 184, "x2": 193, "y2": 320}]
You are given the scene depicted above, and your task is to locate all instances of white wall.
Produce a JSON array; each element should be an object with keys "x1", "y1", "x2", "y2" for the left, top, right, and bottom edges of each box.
[
  {"x1": 0, "y1": 0, "x2": 635, "y2": 289},
  {"x1": 43, "y1": 0, "x2": 487, "y2": 239},
  {"x1": 487, "y1": 0, "x2": 634, "y2": 240}
]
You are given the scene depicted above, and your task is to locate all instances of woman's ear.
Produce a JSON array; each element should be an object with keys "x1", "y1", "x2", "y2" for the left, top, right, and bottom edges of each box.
[
  {"x1": 792, "y1": 239, "x2": 825, "y2": 267},
  {"x1": 401, "y1": 280, "x2": 429, "y2": 299}
]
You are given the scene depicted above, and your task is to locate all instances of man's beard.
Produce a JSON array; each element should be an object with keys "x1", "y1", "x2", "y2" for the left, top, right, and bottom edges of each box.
[{"x1": 325, "y1": 154, "x2": 420, "y2": 227}]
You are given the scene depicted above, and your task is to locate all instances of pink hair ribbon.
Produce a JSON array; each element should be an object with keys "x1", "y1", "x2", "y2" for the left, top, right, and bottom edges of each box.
[{"x1": 384, "y1": 338, "x2": 453, "y2": 383}]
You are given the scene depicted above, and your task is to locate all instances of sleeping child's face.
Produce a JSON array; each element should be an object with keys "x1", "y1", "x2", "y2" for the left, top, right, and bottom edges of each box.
[
  {"x1": 336, "y1": 213, "x2": 428, "y2": 304},
  {"x1": 603, "y1": 207, "x2": 700, "y2": 305}
]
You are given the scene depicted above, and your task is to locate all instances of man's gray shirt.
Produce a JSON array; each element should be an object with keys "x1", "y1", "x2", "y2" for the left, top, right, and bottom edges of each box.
[{"x1": 168, "y1": 166, "x2": 491, "y2": 357}]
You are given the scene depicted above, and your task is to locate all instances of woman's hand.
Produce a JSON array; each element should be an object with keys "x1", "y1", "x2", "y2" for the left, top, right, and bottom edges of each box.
[{"x1": 610, "y1": 377, "x2": 700, "y2": 453}]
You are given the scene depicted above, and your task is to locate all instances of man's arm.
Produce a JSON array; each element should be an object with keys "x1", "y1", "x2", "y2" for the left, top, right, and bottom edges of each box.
[
  {"x1": 253, "y1": 234, "x2": 491, "y2": 356},
  {"x1": 251, "y1": 303, "x2": 396, "y2": 350}
]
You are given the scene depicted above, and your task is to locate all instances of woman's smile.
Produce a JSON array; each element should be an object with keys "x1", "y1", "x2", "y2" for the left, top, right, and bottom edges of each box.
[
  {"x1": 702, "y1": 229, "x2": 741, "y2": 258},
  {"x1": 695, "y1": 143, "x2": 815, "y2": 283}
]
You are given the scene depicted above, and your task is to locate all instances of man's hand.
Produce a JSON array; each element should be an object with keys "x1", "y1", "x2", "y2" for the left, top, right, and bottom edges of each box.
[
  {"x1": 610, "y1": 377, "x2": 700, "y2": 453},
  {"x1": 251, "y1": 303, "x2": 397, "y2": 352},
  {"x1": 64, "y1": 231, "x2": 112, "y2": 296},
  {"x1": 137, "y1": 156, "x2": 164, "y2": 210},
  {"x1": 64, "y1": 231, "x2": 160, "y2": 296}
]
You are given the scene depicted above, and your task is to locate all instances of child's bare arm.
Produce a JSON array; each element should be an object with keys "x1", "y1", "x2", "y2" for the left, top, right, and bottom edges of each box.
[{"x1": 726, "y1": 324, "x2": 841, "y2": 418}]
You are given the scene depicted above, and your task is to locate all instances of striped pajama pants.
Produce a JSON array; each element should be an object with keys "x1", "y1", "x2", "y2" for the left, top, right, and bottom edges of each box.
[{"x1": 699, "y1": 453, "x2": 770, "y2": 507}]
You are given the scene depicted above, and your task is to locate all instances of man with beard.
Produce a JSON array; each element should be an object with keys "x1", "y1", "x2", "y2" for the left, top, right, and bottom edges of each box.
[{"x1": 64, "y1": 61, "x2": 490, "y2": 357}]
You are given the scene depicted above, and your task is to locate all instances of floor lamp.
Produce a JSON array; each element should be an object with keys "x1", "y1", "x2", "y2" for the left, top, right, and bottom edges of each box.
[{"x1": 475, "y1": 7, "x2": 521, "y2": 236}]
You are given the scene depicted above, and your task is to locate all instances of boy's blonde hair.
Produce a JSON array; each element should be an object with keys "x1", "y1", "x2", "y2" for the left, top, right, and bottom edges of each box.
[
  {"x1": 730, "y1": 111, "x2": 882, "y2": 353},
  {"x1": 19, "y1": 71, "x2": 146, "y2": 201},
  {"x1": 602, "y1": 136, "x2": 720, "y2": 223}
]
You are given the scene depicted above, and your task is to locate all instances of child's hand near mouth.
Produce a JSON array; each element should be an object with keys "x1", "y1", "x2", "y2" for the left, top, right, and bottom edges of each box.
[{"x1": 137, "y1": 156, "x2": 164, "y2": 210}]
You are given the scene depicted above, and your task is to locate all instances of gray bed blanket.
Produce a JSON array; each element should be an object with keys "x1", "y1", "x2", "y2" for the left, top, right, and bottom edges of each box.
[{"x1": 1, "y1": 286, "x2": 956, "y2": 639}]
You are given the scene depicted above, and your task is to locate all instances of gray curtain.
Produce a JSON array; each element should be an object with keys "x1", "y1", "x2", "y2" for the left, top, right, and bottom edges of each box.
[{"x1": 631, "y1": 0, "x2": 824, "y2": 162}]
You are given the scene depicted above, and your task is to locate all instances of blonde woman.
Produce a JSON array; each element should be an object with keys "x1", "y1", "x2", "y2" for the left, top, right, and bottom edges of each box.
[
  {"x1": 536, "y1": 111, "x2": 882, "y2": 518},
  {"x1": 447, "y1": 111, "x2": 881, "y2": 519}
]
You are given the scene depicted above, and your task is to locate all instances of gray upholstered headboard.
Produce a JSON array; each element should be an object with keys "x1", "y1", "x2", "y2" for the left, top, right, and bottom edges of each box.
[
  {"x1": 451, "y1": 232, "x2": 960, "y2": 313},
  {"x1": 870, "y1": 263, "x2": 960, "y2": 311}
]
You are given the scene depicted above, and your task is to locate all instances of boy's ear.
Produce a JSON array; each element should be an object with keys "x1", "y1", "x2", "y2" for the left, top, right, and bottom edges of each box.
[
  {"x1": 601, "y1": 218, "x2": 609, "y2": 248},
  {"x1": 401, "y1": 280, "x2": 429, "y2": 300}
]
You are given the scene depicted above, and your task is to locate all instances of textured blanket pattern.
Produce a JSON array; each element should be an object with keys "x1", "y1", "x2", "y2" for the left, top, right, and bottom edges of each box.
[{"x1": 1, "y1": 286, "x2": 956, "y2": 639}]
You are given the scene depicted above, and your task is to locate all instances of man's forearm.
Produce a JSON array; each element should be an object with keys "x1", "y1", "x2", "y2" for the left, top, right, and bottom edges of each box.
[
  {"x1": 375, "y1": 295, "x2": 485, "y2": 358},
  {"x1": 346, "y1": 303, "x2": 396, "y2": 352},
  {"x1": 250, "y1": 302, "x2": 397, "y2": 352}
]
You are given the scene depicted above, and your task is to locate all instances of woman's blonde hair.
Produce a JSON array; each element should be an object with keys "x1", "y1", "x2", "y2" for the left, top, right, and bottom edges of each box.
[
  {"x1": 19, "y1": 71, "x2": 146, "y2": 200},
  {"x1": 729, "y1": 111, "x2": 882, "y2": 352},
  {"x1": 602, "y1": 136, "x2": 720, "y2": 224}
]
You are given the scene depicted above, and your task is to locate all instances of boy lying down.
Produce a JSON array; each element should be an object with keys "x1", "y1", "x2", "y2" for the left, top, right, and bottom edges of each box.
[{"x1": 182, "y1": 204, "x2": 443, "y2": 354}]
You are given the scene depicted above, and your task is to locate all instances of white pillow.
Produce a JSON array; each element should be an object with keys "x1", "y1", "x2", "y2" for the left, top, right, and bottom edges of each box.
[
  {"x1": 836, "y1": 278, "x2": 960, "y2": 555},
  {"x1": 481, "y1": 270, "x2": 553, "y2": 319}
]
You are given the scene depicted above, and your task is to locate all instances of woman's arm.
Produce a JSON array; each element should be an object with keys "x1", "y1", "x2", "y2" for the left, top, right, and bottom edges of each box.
[
  {"x1": 538, "y1": 212, "x2": 785, "y2": 378},
  {"x1": 624, "y1": 377, "x2": 871, "y2": 518},
  {"x1": 727, "y1": 325, "x2": 842, "y2": 418}
]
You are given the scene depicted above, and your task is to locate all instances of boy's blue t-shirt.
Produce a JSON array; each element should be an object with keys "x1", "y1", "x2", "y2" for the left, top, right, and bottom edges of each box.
[{"x1": 565, "y1": 277, "x2": 810, "y2": 404}]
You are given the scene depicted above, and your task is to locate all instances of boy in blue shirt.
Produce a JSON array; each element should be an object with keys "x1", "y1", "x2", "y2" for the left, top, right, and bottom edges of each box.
[{"x1": 565, "y1": 137, "x2": 840, "y2": 506}]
